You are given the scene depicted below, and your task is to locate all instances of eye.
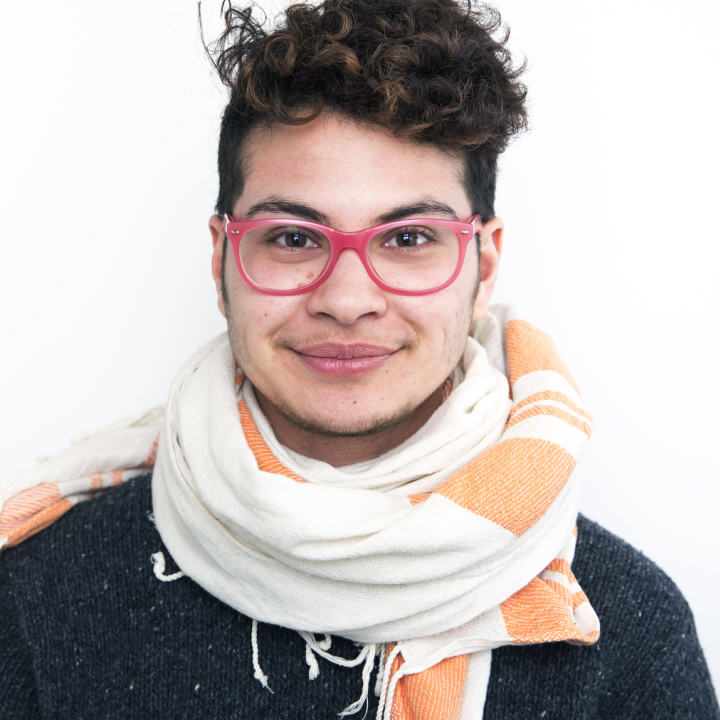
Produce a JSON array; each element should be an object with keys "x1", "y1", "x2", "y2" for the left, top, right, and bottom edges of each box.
[
  {"x1": 383, "y1": 229, "x2": 434, "y2": 248},
  {"x1": 272, "y1": 230, "x2": 320, "y2": 249}
]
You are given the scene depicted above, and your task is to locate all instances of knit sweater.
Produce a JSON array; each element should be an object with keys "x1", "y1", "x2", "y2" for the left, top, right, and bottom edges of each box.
[{"x1": 1, "y1": 474, "x2": 717, "y2": 719}]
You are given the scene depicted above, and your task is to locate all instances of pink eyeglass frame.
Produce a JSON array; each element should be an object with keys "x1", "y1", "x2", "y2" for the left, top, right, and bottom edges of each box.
[{"x1": 223, "y1": 214, "x2": 482, "y2": 296}]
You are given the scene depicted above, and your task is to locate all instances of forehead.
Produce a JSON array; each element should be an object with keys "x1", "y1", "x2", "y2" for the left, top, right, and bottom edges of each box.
[{"x1": 237, "y1": 113, "x2": 470, "y2": 226}]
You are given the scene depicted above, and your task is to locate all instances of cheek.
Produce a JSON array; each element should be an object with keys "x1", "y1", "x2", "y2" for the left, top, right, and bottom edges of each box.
[
  {"x1": 395, "y1": 283, "x2": 476, "y2": 361},
  {"x1": 432, "y1": 267, "x2": 478, "y2": 359},
  {"x1": 231, "y1": 293, "x2": 298, "y2": 338},
  {"x1": 224, "y1": 273, "x2": 301, "y2": 362},
  {"x1": 418, "y1": 255, "x2": 479, "y2": 325}
]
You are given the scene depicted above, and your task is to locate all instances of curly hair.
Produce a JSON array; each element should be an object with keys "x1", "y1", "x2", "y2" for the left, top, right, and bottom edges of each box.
[{"x1": 205, "y1": 0, "x2": 527, "y2": 222}]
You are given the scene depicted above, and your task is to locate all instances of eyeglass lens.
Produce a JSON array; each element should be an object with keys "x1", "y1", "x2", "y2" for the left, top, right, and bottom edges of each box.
[{"x1": 238, "y1": 223, "x2": 461, "y2": 291}]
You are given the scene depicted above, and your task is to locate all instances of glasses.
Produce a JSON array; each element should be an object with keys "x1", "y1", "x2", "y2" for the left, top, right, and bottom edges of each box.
[{"x1": 224, "y1": 214, "x2": 481, "y2": 296}]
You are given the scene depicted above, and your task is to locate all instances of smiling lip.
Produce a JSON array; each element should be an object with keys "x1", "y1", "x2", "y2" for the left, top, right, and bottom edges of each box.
[{"x1": 294, "y1": 343, "x2": 399, "y2": 376}]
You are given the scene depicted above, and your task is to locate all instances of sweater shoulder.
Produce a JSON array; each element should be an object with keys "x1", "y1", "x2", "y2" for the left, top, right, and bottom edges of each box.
[
  {"x1": 485, "y1": 514, "x2": 719, "y2": 719},
  {"x1": 574, "y1": 513, "x2": 694, "y2": 628},
  {"x1": 1, "y1": 473, "x2": 157, "y2": 577}
]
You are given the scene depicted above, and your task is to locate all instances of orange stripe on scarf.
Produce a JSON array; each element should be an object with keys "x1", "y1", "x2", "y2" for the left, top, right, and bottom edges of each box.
[
  {"x1": 238, "y1": 401, "x2": 305, "y2": 483},
  {"x1": 506, "y1": 404, "x2": 592, "y2": 436},
  {"x1": 505, "y1": 319, "x2": 579, "y2": 392},
  {"x1": 512, "y1": 390, "x2": 593, "y2": 422},
  {"x1": 1, "y1": 497, "x2": 73, "y2": 548},
  {"x1": 0, "y1": 483, "x2": 61, "y2": 530},
  {"x1": 545, "y1": 558, "x2": 572, "y2": 579},
  {"x1": 384, "y1": 645, "x2": 468, "y2": 720},
  {"x1": 572, "y1": 586, "x2": 591, "y2": 610},
  {"x1": 435, "y1": 438, "x2": 576, "y2": 536},
  {"x1": 1, "y1": 468, "x2": 154, "y2": 550},
  {"x1": 500, "y1": 577, "x2": 599, "y2": 644},
  {"x1": 145, "y1": 433, "x2": 160, "y2": 466}
]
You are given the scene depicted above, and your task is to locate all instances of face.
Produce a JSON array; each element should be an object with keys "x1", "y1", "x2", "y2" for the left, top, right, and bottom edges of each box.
[{"x1": 210, "y1": 113, "x2": 503, "y2": 453}]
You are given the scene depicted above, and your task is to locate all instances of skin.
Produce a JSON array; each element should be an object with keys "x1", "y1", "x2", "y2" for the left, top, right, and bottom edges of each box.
[{"x1": 209, "y1": 113, "x2": 503, "y2": 467}]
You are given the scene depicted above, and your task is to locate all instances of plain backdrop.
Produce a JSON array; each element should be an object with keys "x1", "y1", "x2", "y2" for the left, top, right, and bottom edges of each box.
[{"x1": 1, "y1": 0, "x2": 718, "y2": 685}]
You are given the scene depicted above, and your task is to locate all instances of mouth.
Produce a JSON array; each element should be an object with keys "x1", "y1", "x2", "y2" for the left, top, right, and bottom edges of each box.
[{"x1": 293, "y1": 343, "x2": 400, "y2": 376}]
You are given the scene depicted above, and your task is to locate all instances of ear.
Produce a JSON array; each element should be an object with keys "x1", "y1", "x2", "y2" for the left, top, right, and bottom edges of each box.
[
  {"x1": 472, "y1": 216, "x2": 503, "y2": 322},
  {"x1": 209, "y1": 214, "x2": 227, "y2": 318}
]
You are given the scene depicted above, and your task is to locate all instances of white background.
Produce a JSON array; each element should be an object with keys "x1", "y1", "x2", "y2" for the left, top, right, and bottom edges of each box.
[{"x1": 1, "y1": 0, "x2": 718, "y2": 686}]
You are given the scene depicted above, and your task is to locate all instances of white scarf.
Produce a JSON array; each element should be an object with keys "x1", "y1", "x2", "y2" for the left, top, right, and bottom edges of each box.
[
  {"x1": 151, "y1": 305, "x2": 599, "y2": 718},
  {"x1": 1, "y1": 305, "x2": 599, "y2": 720}
]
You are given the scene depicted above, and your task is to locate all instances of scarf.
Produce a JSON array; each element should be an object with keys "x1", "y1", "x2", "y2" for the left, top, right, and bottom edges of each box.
[{"x1": 0, "y1": 305, "x2": 599, "y2": 720}]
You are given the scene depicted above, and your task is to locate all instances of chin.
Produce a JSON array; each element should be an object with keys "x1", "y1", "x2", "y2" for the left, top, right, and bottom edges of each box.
[{"x1": 276, "y1": 401, "x2": 417, "y2": 439}]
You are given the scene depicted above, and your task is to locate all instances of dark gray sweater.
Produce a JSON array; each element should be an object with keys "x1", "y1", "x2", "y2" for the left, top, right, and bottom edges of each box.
[{"x1": 1, "y1": 474, "x2": 717, "y2": 719}]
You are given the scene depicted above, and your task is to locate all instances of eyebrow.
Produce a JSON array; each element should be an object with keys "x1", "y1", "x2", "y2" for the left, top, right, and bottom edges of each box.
[
  {"x1": 370, "y1": 201, "x2": 459, "y2": 226},
  {"x1": 243, "y1": 196, "x2": 460, "y2": 227},
  {"x1": 245, "y1": 198, "x2": 330, "y2": 225}
]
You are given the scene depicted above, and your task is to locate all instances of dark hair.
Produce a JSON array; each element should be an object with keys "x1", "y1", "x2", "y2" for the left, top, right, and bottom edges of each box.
[{"x1": 205, "y1": 0, "x2": 527, "y2": 222}]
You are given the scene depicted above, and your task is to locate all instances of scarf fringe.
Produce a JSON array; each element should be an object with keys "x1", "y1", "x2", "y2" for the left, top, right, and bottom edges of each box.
[
  {"x1": 376, "y1": 644, "x2": 403, "y2": 720},
  {"x1": 251, "y1": 619, "x2": 273, "y2": 693},
  {"x1": 150, "y1": 551, "x2": 186, "y2": 582}
]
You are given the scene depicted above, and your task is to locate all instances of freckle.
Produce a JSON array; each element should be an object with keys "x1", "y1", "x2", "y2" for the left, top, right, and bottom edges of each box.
[{"x1": 264, "y1": 313, "x2": 267, "y2": 317}]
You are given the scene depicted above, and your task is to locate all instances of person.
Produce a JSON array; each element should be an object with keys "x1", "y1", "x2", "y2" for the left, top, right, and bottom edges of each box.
[{"x1": 1, "y1": 0, "x2": 717, "y2": 718}]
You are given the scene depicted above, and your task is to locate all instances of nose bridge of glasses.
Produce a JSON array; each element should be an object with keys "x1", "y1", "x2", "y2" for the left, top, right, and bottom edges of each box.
[
  {"x1": 329, "y1": 227, "x2": 372, "y2": 252},
  {"x1": 325, "y1": 232, "x2": 376, "y2": 284}
]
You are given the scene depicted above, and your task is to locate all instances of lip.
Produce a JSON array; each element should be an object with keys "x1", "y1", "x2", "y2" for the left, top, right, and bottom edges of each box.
[{"x1": 294, "y1": 343, "x2": 399, "y2": 376}]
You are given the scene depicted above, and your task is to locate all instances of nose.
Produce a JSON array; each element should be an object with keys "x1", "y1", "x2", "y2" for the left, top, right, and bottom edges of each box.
[{"x1": 304, "y1": 248, "x2": 388, "y2": 325}]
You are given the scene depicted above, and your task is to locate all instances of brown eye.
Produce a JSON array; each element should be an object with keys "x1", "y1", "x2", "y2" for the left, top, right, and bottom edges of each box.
[
  {"x1": 284, "y1": 233, "x2": 310, "y2": 247},
  {"x1": 397, "y1": 232, "x2": 419, "y2": 246},
  {"x1": 384, "y1": 230, "x2": 432, "y2": 248}
]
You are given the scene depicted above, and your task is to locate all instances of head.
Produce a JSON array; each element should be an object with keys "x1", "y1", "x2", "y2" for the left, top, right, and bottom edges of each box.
[{"x1": 207, "y1": 0, "x2": 527, "y2": 464}]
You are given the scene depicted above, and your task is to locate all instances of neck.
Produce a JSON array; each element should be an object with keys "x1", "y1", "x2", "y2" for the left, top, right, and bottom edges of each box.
[{"x1": 254, "y1": 385, "x2": 444, "y2": 467}]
